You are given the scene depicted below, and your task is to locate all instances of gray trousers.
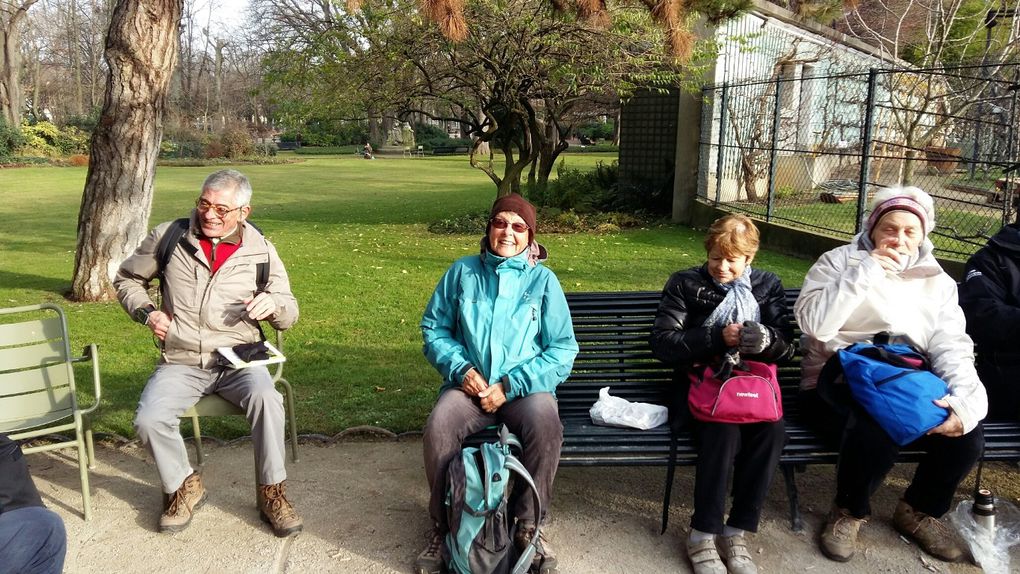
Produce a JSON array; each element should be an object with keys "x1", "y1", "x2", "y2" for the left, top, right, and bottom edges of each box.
[
  {"x1": 423, "y1": 389, "x2": 563, "y2": 531},
  {"x1": 134, "y1": 364, "x2": 287, "y2": 493}
]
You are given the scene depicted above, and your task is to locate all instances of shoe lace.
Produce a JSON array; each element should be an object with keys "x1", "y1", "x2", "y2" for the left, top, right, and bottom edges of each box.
[
  {"x1": 832, "y1": 513, "x2": 865, "y2": 538},
  {"x1": 422, "y1": 531, "x2": 443, "y2": 558},
  {"x1": 917, "y1": 516, "x2": 952, "y2": 539},
  {"x1": 165, "y1": 491, "x2": 185, "y2": 517},
  {"x1": 262, "y1": 483, "x2": 297, "y2": 521}
]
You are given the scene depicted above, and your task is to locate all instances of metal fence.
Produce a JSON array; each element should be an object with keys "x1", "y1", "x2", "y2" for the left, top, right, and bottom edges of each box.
[{"x1": 698, "y1": 63, "x2": 1020, "y2": 259}]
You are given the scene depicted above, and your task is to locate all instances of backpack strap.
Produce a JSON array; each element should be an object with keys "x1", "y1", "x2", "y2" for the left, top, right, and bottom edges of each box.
[
  {"x1": 155, "y1": 218, "x2": 193, "y2": 303},
  {"x1": 504, "y1": 455, "x2": 543, "y2": 574}
]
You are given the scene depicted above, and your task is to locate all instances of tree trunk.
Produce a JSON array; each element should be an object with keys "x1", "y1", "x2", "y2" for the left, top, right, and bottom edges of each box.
[
  {"x1": 71, "y1": 0, "x2": 182, "y2": 302},
  {"x1": 0, "y1": 0, "x2": 40, "y2": 127}
]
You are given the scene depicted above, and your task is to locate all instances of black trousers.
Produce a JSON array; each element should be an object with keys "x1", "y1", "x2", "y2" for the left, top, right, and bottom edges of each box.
[
  {"x1": 690, "y1": 419, "x2": 786, "y2": 534},
  {"x1": 800, "y1": 389, "x2": 983, "y2": 519}
]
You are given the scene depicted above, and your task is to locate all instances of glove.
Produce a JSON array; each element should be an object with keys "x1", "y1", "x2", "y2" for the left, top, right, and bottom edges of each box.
[{"x1": 738, "y1": 321, "x2": 771, "y2": 355}]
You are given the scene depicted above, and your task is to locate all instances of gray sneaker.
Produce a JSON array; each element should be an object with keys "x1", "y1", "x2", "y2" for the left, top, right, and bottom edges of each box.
[
  {"x1": 718, "y1": 534, "x2": 758, "y2": 574},
  {"x1": 686, "y1": 537, "x2": 726, "y2": 574},
  {"x1": 414, "y1": 527, "x2": 446, "y2": 574},
  {"x1": 820, "y1": 506, "x2": 867, "y2": 562}
]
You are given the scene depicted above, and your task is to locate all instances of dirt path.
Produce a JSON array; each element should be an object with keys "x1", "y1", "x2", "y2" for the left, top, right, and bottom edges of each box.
[{"x1": 28, "y1": 438, "x2": 1016, "y2": 573}]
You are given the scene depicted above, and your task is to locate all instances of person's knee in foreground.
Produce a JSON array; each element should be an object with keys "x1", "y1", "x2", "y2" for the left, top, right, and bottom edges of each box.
[
  {"x1": 959, "y1": 208, "x2": 1020, "y2": 420},
  {"x1": 649, "y1": 214, "x2": 793, "y2": 574},
  {"x1": 0, "y1": 434, "x2": 67, "y2": 574},
  {"x1": 794, "y1": 186, "x2": 988, "y2": 563},
  {"x1": 415, "y1": 193, "x2": 578, "y2": 574},
  {"x1": 114, "y1": 169, "x2": 302, "y2": 536}
]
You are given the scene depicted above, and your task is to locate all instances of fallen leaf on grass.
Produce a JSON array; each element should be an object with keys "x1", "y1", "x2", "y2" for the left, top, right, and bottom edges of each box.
[{"x1": 374, "y1": 386, "x2": 386, "y2": 392}]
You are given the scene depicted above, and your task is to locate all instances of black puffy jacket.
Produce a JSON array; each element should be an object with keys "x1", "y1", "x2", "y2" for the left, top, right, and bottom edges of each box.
[
  {"x1": 959, "y1": 223, "x2": 1020, "y2": 420},
  {"x1": 649, "y1": 265, "x2": 794, "y2": 366},
  {"x1": 649, "y1": 265, "x2": 794, "y2": 430}
]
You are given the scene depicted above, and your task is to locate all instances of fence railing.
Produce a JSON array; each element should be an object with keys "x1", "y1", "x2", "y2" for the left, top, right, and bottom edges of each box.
[{"x1": 698, "y1": 63, "x2": 1020, "y2": 260}]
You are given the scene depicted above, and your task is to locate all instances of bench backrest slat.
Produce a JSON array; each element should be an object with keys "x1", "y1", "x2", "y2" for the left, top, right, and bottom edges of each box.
[{"x1": 559, "y1": 290, "x2": 803, "y2": 418}]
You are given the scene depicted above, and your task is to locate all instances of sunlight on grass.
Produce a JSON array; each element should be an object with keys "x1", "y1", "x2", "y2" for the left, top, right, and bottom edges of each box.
[{"x1": 0, "y1": 155, "x2": 812, "y2": 436}]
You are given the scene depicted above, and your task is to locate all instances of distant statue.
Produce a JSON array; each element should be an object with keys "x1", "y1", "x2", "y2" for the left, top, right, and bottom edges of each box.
[{"x1": 401, "y1": 122, "x2": 415, "y2": 149}]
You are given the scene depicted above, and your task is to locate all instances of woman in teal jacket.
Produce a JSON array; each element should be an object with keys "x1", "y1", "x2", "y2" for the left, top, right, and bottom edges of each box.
[{"x1": 415, "y1": 194, "x2": 578, "y2": 574}]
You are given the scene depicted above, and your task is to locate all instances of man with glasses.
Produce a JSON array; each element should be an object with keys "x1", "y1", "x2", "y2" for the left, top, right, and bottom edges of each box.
[{"x1": 114, "y1": 169, "x2": 302, "y2": 537}]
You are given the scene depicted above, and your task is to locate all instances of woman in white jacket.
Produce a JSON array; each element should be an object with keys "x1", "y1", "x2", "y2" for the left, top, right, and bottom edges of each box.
[{"x1": 794, "y1": 187, "x2": 986, "y2": 565}]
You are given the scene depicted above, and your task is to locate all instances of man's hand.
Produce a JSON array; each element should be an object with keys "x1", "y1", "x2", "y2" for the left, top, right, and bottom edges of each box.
[
  {"x1": 462, "y1": 368, "x2": 488, "y2": 396},
  {"x1": 722, "y1": 323, "x2": 741, "y2": 347},
  {"x1": 147, "y1": 310, "x2": 172, "y2": 341},
  {"x1": 479, "y1": 383, "x2": 507, "y2": 413},
  {"x1": 927, "y1": 399, "x2": 964, "y2": 437},
  {"x1": 245, "y1": 292, "x2": 277, "y2": 321}
]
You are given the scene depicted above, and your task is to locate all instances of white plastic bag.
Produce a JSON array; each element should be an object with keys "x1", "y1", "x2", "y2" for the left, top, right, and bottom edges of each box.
[
  {"x1": 947, "y1": 495, "x2": 1020, "y2": 574},
  {"x1": 589, "y1": 387, "x2": 668, "y2": 430}
]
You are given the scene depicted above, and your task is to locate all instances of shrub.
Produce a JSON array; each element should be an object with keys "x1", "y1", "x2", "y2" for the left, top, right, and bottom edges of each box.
[
  {"x1": 19, "y1": 121, "x2": 86, "y2": 156},
  {"x1": 577, "y1": 120, "x2": 614, "y2": 141},
  {"x1": 220, "y1": 126, "x2": 254, "y2": 158},
  {"x1": 69, "y1": 154, "x2": 89, "y2": 166},
  {"x1": 65, "y1": 110, "x2": 100, "y2": 133},
  {"x1": 0, "y1": 116, "x2": 25, "y2": 160},
  {"x1": 204, "y1": 140, "x2": 226, "y2": 159}
]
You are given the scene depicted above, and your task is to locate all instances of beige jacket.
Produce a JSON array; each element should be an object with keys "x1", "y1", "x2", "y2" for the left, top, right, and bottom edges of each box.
[{"x1": 114, "y1": 214, "x2": 299, "y2": 368}]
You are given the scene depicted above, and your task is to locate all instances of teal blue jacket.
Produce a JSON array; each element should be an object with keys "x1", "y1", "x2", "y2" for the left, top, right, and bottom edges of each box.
[{"x1": 421, "y1": 245, "x2": 578, "y2": 401}]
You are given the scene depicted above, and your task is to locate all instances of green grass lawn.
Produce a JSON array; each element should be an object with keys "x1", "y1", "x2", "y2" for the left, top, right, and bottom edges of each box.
[{"x1": 0, "y1": 154, "x2": 812, "y2": 438}]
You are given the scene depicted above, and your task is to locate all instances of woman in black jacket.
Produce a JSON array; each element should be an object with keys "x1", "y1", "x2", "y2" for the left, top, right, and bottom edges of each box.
[{"x1": 650, "y1": 214, "x2": 792, "y2": 574}]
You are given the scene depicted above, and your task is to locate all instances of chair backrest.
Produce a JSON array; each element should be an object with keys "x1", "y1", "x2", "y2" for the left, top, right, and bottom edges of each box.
[
  {"x1": 417, "y1": 145, "x2": 424, "y2": 151},
  {"x1": 0, "y1": 304, "x2": 79, "y2": 433}
]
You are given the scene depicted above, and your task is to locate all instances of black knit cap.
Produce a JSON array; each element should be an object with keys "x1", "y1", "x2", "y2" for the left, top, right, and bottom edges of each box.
[{"x1": 488, "y1": 193, "x2": 537, "y2": 241}]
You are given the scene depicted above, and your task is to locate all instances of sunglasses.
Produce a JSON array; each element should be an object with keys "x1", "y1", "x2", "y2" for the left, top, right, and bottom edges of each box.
[
  {"x1": 196, "y1": 199, "x2": 243, "y2": 218},
  {"x1": 490, "y1": 218, "x2": 529, "y2": 233}
]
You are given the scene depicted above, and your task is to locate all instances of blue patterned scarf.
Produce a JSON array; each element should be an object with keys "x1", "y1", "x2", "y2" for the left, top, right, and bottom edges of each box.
[{"x1": 702, "y1": 266, "x2": 760, "y2": 328}]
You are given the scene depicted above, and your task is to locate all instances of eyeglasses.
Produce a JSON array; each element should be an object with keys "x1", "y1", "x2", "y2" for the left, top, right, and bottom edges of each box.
[
  {"x1": 490, "y1": 218, "x2": 529, "y2": 233},
  {"x1": 196, "y1": 199, "x2": 243, "y2": 218}
]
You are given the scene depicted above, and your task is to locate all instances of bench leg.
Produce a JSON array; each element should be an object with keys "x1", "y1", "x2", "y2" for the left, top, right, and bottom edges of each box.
[{"x1": 781, "y1": 464, "x2": 803, "y2": 532}]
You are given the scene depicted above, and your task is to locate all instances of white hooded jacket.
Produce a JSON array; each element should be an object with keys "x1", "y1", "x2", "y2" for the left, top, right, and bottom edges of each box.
[{"x1": 795, "y1": 233, "x2": 988, "y2": 434}]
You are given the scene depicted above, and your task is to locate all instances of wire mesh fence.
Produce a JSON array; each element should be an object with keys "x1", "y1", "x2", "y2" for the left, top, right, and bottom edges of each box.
[{"x1": 698, "y1": 63, "x2": 1020, "y2": 260}]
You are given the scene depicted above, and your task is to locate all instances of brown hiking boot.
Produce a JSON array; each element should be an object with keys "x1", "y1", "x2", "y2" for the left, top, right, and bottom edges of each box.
[
  {"x1": 159, "y1": 471, "x2": 207, "y2": 533},
  {"x1": 257, "y1": 481, "x2": 303, "y2": 537},
  {"x1": 820, "y1": 506, "x2": 867, "y2": 562},
  {"x1": 893, "y1": 500, "x2": 966, "y2": 562},
  {"x1": 414, "y1": 526, "x2": 446, "y2": 574},
  {"x1": 514, "y1": 520, "x2": 557, "y2": 573}
]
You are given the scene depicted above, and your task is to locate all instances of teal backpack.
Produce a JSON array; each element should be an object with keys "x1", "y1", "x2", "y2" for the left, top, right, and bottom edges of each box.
[{"x1": 445, "y1": 425, "x2": 542, "y2": 574}]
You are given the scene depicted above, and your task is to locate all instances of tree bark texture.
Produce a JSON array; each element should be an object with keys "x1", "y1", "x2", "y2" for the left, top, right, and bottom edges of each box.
[
  {"x1": 71, "y1": 0, "x2": 182, "y2": 301},
  {"x1": 0, "y1": 0, "x2": 40, "y2": 127}
]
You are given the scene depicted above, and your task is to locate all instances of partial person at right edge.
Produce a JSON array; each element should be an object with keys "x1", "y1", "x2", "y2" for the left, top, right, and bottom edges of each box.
[
  {"x1": 959, "y1": 215, "x2": 1020, "y2": 420},
  {"x1": 650, "y1": 214, "x2": 793, "y2": 574},
  {"x1": 795, "y1": 186, "x2": 987, "y2": 565}
]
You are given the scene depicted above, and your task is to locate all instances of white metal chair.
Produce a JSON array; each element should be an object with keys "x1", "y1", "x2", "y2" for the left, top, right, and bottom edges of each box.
[
  {"x1": 0, "y1": 303, "x2": 102, "y2": 520},
  {"x1": 415, "y1": 145, "x2": 425, "y2": 157},
  {"x1": 180, "y1": 328, "x2": 299, "y2": 465}
]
